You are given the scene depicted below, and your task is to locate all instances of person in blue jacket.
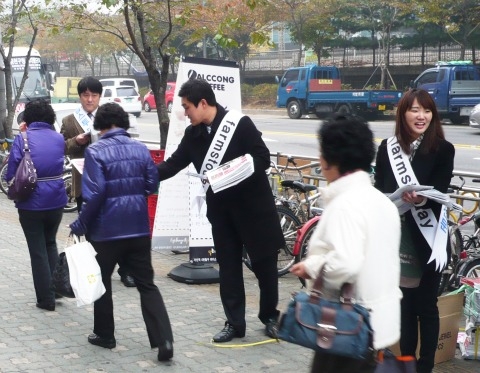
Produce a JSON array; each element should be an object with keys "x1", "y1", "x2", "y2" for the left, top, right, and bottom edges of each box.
[
  {"x1": 7, "y1": 99, "x2": 67, "y2": 312},
  {"x1": 69, "y1": 102, "x2": 174, "y2": 362}
]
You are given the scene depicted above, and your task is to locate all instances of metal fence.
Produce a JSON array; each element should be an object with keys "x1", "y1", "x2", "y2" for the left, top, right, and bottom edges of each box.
[
  {"x1": 139, "y1": 141, "x2": 480, "y2": 218},
  {"x1": 54, "y1": 45, "x2": 474, "y2": 78},
  {"x1": 269, "y1": 152, "x2": 480, "y2": 220}
]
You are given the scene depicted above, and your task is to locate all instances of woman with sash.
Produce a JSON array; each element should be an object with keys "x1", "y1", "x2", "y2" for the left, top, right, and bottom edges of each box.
[{"x1": 374, "y1": 88, "x2": 455, "y2": 373}]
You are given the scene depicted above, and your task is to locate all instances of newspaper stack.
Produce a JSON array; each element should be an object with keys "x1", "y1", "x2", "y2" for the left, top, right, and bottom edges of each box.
[
  {"x1": 205, "y1": 154, "x2": 254, "y2": 193},
  {"x1": 388, "y1": 184, "x2": 462, "y2": 214}
]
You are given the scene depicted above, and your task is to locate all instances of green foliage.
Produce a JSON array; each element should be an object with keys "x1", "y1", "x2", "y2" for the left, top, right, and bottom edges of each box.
[
  {"x1": 241, "y1": 83, "x2": 277, "y2": 107},
  {"x1": 139, "y1": 86, "x2": 149, "y2": 98},
  {"x1": 363, "y1": 84, "x2": 382, "y2": 90}
]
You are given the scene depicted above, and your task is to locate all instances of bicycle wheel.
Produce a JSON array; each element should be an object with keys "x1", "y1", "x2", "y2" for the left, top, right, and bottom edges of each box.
[
  {"x1": 438, "y1": 221, "x2": 464, "y2": 296},
  {"x1": 0, "y1": 162, "x2": 8, "y2": 195},
  {"x1": 460, "y1": 258, "x2": 480, "y2": 282},
  {"x1": 276, "y1": 205, "x2": 302, "y2": 276},
  {"x1": 294, "y1": 217, "x2": 319, "y2": 287},
  {"x1": 63, "y1": 174, "x2": 77, "y2": 212},
  {"x1": 242, "y1": 206, "x2": 301, "y2": 276}
]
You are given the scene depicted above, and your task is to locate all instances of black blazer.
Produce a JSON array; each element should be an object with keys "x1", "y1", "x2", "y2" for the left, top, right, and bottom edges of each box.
[
  {"x1": 374, "y1": 137, "x2": 455, "y2": 269},
  {"x1": 157, "y1": 105, "x2": 285, "y2": 260}
]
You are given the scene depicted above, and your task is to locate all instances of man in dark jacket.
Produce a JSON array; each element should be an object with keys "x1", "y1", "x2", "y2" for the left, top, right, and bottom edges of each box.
[
  {"x1": 157, "y1": 79, "x2": 285, "y2": 343},
  {"x1": 70, "y1": 103, "x2": 174, "y2": 362}
]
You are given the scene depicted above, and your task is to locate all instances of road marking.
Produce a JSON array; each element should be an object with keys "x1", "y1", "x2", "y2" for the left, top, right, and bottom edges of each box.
[
  {"x1": 263, "y1": 131, "x2": 316, "y2": 138},
  {"x1": 264, "y1": 132, "x2": 480, "y2": 150}
]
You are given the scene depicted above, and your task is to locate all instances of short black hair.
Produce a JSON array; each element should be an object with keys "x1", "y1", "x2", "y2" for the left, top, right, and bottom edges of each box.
[
  {"x1": 318, "y1": 114, "x2": 375, "y2": 175},
  {"x1": 94, "y1": 103, "x2": 130, "y2": 131},
  {"x1": 23, "y1": 99, "x2": 56, "y2": 126},
  {"x1": 77, "y1": 76, "x2": 103, "y2": 95},
  {"x1": 178, "y1": 79, "x2": 217, "y2": 107}
]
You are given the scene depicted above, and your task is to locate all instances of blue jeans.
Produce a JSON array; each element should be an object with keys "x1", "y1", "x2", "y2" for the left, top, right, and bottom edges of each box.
[{"x1": 18, "y1": 208, "x2": 63, "y2": 305}]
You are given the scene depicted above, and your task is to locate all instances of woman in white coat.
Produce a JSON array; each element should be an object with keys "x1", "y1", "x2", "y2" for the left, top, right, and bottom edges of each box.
[{"x1": 290, "y1": 114, "x2": 402, "y2": 373}]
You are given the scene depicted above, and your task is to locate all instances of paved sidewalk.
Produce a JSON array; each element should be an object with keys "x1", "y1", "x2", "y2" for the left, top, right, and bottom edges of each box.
[{"x1": 0, "y1": 192, "x2": 478, "y2": 372}]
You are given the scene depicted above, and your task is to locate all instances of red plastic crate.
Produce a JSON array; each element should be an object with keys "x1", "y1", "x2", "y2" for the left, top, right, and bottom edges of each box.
[
  {"x1": 150, "y1": 149, "x2": 165, "y2": 165},
  {"x1": 149, "y1": 217, "x2": 155, "y2": 237},
  {"x1": 148, "y1": 194, "x2": 158, "y2": 218}
]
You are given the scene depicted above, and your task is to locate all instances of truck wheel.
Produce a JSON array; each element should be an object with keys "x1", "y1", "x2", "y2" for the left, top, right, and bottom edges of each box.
[
  {"x1": 336, "y1": 104, "x2": 352, "y2": 115},
  {"x1": 287, "y1": 101, "x2": 303, "y2": 119}
]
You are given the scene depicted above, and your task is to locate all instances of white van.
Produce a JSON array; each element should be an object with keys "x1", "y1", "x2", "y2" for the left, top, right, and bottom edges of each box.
[{"x1": 99, "y1": 78, "x2": 139, "y2": 92}]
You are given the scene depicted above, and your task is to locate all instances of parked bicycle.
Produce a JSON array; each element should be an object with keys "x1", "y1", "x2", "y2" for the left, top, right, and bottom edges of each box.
[
  {"x1": 438, "y1": 178, "x2": 480, "y2": 295},
  {"x1": 243, "y1": 204, "x2": 302, "y2": 276},
  {"x1": 269, "y1": 156, "x2": 323, "y2": 222}
]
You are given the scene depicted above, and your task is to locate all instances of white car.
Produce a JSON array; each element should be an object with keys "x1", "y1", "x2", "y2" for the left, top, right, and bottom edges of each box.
[
  {"x1": 469, "y1": 103, "x2": 480, "y2": 129},
  {"x1": 14, "y1": 102, "x2": 139, "y2": 138},
  {"x1": 100, "y1": 86, "x2": 142, "y2": 118}
]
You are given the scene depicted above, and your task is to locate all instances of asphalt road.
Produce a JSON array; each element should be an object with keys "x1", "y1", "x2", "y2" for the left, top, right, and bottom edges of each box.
[{"x1": 134, "y1": 110, "x2": 480, "y2": 177}]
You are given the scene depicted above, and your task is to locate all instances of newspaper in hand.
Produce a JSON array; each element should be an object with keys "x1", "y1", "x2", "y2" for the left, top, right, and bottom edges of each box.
[
  {"x1": 387, "y1": 184, "x2": 462, "y2": 214},
  {"x1": 205, "y1": 154, "x2": 255, "y2": 193},
  {"x1": 70, "y1": 158, "x2": 84, "y2": 175}
]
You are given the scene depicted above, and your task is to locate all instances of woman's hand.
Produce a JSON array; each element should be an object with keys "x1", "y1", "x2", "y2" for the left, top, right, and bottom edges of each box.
[
  {"x1": 290, "y1": 262, "x2": 311, "y2": 280},
  {"x1": 402, "y1": 190, "x2": 426, "y2": 205}
]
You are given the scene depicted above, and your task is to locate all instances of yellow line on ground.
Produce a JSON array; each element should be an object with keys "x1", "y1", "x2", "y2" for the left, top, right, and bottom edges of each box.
[{"x1": 205, "y1": 339, "x2": 280, "y2": 348}]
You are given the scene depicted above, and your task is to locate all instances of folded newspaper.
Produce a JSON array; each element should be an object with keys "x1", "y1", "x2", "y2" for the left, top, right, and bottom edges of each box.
[
  {"x1": 187, "y1": 154, "x2": 254, "y2": 193},
  {"x1": 387, "y1": 184, "x2": 463, "y2": 215}
]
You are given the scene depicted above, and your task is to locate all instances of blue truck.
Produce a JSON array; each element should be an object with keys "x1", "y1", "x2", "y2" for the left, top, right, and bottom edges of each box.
[
  {"x1": 276, "y1": 65, "x2": 402, "y2": 120},
  {"x1": 411, "y1": 61, "x2": 480, "y2": 124}
]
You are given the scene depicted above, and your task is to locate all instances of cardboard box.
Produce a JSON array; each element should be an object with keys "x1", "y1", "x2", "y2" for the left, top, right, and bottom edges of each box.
[{"x1": 389, "y1": 292, "x2": 464, "y2": 364}]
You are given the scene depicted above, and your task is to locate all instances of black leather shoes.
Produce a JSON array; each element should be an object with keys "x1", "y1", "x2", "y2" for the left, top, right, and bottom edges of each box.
[
  {"x1": 121, "y1": 275, "x2": 136, "y2": 287},
  {"x1": 157, "y1": 341, "x2": 174, "y2": 361},
  {"x1": 88, "y1": 333, "x2": 116, "y2": 349},
  {"x1": 36, "y1": 302, "x2": 55, "y2": 311},
  {"x1": 265, "y1": 318, "x2": 279, "y2": 339},
  {"x1": 212, "y1": 322, "x2": 245, "y2": 343}
]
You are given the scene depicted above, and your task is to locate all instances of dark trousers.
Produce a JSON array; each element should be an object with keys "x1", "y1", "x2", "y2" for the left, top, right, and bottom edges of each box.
[
  {"x1": 311, "y1": 350, "x2": 377, "y2": 373},
  {"x1": 91, "y1": 236, "x2": 173, "y2": 347},
  {"x1": 214, "y1": 233, "x2": 279, "y2": 333},
  {"x1": 77, "y1": 195, "x2": 130, "y2": 279},
  {"x1": 400, "y1": 269, "x2": 442, "y2": 373},
  {"x1": 18, "y1": 208, "x2": 63, "y2": 305}
]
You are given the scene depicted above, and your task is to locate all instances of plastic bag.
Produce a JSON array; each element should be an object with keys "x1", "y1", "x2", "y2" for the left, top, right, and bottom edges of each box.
[
  {"x1": 65, "y1": 237, "x2": 106, "y2": 307},
  {"x1": 50, "y1": 252, "x2": 75, "y2": 298}
]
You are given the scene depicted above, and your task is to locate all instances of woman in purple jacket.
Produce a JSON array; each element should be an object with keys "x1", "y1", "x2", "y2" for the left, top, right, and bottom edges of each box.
[{"x1": 7, "y1": 99, "x2": 67, "y2": 311}]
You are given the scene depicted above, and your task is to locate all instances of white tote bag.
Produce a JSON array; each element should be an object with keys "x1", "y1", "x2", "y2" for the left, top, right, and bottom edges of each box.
[{"x1": 65, "y1": 236, "x2": 106, "y2": 307}]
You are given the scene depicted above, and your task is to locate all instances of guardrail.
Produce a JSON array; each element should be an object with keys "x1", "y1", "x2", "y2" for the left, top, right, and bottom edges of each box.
[
  {"x1": 269, "y1": 152, "x2": 480, "y2": 219},
  {"x1": 139, "y1": 140, "x2": 480, "y2": 218}
]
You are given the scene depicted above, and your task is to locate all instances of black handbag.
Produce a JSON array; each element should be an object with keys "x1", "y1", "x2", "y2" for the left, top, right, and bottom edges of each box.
[
  {"x1": 277, "y1": 265, "x2": 373, "y2": 360},
  {"x1": 374, "y1": 349, "x2": 416, "y2": 373},
  {"x1": 50, "y1": 252, "x2": 75, "y2": 298},
  {"x1": 7, "y1": 132, "x2": 37, "y2": 201}
]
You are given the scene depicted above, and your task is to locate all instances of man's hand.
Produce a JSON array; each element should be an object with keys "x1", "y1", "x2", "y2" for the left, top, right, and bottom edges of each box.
[{"x1": 75, "y1": 133, "x2": 91, "y2": 145}]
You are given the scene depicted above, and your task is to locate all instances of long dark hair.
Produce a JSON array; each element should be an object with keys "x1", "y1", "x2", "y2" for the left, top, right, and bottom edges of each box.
[{"x1": 394, "y1": 88, "x2": 445, "y2": 154}]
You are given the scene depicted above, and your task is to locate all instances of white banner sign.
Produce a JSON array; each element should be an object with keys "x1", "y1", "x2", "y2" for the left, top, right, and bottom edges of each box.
[{"x1": 151, "y1": 58, "x2": 242, "y2": 255}]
